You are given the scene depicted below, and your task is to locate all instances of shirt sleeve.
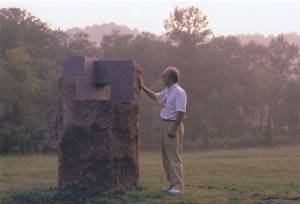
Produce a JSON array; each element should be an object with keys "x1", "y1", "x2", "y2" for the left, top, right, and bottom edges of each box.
[
  {"x1": 155, "y1": 90, "x2": 165, "y2": 105},
  {"x1": 175, "y1": 90, "x2": 187, "y2": 112}
]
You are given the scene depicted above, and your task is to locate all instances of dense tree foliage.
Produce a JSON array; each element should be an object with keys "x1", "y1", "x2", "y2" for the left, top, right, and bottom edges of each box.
[
  {"x1": 1, "y1": 7, "x2": 300, "y2": 153},
  {"x1": 0, "y1": 8, "x2": 97, "y2": 153}
]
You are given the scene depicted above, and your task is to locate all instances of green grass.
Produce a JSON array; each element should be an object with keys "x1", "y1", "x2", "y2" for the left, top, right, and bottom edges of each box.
[{"x1": 1, "y1": 145, "x2": 300, "y2": 203}]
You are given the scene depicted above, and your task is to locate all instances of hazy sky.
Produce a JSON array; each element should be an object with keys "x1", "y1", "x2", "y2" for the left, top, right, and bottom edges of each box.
[{"x1": 1, "y1": 0, "x2": 300, "y2": 36}]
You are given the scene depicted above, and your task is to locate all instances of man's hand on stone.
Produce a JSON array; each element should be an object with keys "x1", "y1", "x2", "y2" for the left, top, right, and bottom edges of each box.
[{"x1": 137, "y1": 77, "x2": 144, "y2": 90}]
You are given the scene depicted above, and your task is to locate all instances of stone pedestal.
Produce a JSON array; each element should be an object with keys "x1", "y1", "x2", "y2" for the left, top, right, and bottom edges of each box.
[{"x1": 58, "y1": 56, "x2": 142, "y2": 192}]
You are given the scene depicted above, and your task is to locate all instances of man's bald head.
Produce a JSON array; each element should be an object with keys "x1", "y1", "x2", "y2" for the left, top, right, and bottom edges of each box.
[{"x1": 163, "y1": 66, "x2": 180, "y2": 83}]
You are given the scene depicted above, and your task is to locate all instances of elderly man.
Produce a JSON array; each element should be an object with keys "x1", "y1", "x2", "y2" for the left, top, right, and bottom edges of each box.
[{"x1": 139, "y1": 66, "x2": 187, "y2": 194}]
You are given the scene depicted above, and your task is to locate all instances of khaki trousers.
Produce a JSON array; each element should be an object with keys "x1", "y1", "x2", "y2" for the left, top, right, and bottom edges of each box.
[{"x1": 160, "y1": 120, "x2": 184, "y2": 190}]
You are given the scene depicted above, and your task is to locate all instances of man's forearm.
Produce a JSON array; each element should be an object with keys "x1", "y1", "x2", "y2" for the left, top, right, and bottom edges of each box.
[
  {"x1": 142, "y1": 86, "x2": 157, "y2": 101},
  {"x1": 168, "y1": 111, "x2": 185, "y2": 138},
  {"x1": 173, "y1": 112, "x2": 185, "y2": 130}
]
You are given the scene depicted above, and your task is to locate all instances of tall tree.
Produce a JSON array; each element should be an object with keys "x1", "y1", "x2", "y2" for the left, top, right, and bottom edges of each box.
[
  {"x1": 164, "y1": 6, "x2": 213, "y2": 47},
  {"x1": 263, "y1": 35, "x2": 299, "y2": 145}
]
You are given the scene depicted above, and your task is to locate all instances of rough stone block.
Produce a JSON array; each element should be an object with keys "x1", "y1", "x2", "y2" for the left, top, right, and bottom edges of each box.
[{"x1": 58, "y1": 56, "x2": 142, "y2": 193}]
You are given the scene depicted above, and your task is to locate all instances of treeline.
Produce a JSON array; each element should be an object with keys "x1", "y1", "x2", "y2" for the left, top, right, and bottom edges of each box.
[{"x1": 0, "y1": 7, "x2": 300, "y2": 154}]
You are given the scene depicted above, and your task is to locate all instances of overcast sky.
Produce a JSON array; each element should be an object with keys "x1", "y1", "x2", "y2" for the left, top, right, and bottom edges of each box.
[{"x1": 1, "y1": 0, "x2": 300, "y2": 36}]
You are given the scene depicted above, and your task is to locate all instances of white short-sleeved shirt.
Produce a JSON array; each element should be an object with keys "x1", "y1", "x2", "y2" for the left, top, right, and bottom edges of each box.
[{"x1": 155, "y1": 83, "x2": 187, "y2": 120}]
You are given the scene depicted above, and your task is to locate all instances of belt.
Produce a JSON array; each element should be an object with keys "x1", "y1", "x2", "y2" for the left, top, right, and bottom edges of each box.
[{"x1": 162, "y1": 119, "x2": 176, "y2": 122}]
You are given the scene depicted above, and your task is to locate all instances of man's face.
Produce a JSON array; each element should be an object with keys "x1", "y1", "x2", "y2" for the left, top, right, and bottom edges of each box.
[{"x1": 162, "y1": 71, "x2": 172, "y2": 86}]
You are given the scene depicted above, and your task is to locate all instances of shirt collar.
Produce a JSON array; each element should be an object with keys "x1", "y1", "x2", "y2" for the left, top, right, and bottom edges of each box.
[{"x1": 167, "y1": 83, "x2": 178, "y2": 91}]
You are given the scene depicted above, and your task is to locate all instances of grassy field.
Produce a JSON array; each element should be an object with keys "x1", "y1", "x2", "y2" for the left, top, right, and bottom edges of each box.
[{"x1": 1, "y1": 145, "x2": 300, "y2": 204}]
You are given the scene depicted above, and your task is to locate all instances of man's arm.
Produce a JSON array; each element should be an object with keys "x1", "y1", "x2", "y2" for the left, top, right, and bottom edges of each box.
[
  {"x1": 168, "y1": 90, "x2": 187, "y2": 138},
  {"x1": 142, "y1": 85, "x2": 157, "y2": 101},
  {"x1": 168, "y1": 111, "x2": 185, "y2": 138},
  {"x1": 173, "y1": 111, "x2": 185, "y2": 129},
  {"x1": 138, "y1": 77, "x2": 157, "y2": 101}
]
